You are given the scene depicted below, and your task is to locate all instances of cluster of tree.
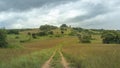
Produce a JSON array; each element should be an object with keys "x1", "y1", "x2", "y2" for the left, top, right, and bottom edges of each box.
[
  {"x1": 77, "y1": 32, "x2": 92, "y2": 43},
  {"x1": 60, "y1": 24, "x2": 68, "y2": 30},
  {"x1": 38, "y1": 31, "x2": 54, "y2": 36},
  {"x1": 7, "y1": 29, "x2": 19, "y2": 34},
  {"x1": 60, "y1": 24, "x2": 68, "y2": 34},
  {"x1": 0, "y1": 29, "x2": 8, "y2": 48},
  {"x1": 73, "y1": 27, "x2": 83, "y2": 32},
  {"x1": 38, "y1": 24, "x2": 57, "y2": 36},
  {"x1": 40, "y1": 24, "x2": 57, "y2": 31},
  {"x1": 101, "y1": 31, "x2": 120, "y2": 44}
]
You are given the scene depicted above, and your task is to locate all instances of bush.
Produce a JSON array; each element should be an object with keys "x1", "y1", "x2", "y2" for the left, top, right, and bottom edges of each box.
[
  {"x1": 101, "y1": 31, "x2": 120, "y2": 44},
  {"x1": 48, "y1": 31, "x2": 54, "y2": 35},
  {"x1": 55, "y1": 34, "x2": 61, "y2": 37},
  {"x1": 60, "y1": 24, "x2": 68, "y2": 31},
  {"x1": 32, "y1": 33, "x2": 37, "y2": 39},
  {"x1": 40, "y1": 24, "x2": 57, "y2": 31},
  {"x1": 15, "y1": 36, "x2": 19, "y2": 39},
  {"x1": 69, "y1": 30, "x2": 77, "y2": 36},
  {"x1": 7, "y1": 29, "x2": 19, "y2": 34},
  {"x1": 73, "y1": 27, "x2": 83, "y2": 32},
  {"x1": 61, "y1": 31, "x2": 64, "y2": 34},
  {"x1": 60, "y1": 24, "x2": 68, "y2": 28},
  {"x1": 38, "y1": 31, "x2": 47, "y2": 36},
  {"x1": 78, "y1": 32, "x2": 92, "y2": 43},
  {"x1": 0, "y1": 29, "x2": 8, "y2": 48}
]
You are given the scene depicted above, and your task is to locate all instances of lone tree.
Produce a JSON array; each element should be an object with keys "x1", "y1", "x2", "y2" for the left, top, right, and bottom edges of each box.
[
  {"x1": 60, "y1": 24, "x2": 68, "y2": 28},
  {"x1": 0, "y1": 29, "x2": 8, "y2": 48},
  {"x1": 60, "y1": 24, "x2": 68, "y2": 31}
]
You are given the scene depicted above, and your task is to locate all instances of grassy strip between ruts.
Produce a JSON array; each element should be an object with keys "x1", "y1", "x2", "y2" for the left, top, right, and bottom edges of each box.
[
  {"x1": 0, "y1": 48, "x2": 55, "y2": 68},
  {"x1": 50, "y1": 49, "x2": 64, "y2": 68}
]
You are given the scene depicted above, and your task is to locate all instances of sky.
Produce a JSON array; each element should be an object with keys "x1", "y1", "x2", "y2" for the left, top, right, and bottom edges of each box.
[{"x1": 0, "y1": 0, "x2": 120, "y2": 29}]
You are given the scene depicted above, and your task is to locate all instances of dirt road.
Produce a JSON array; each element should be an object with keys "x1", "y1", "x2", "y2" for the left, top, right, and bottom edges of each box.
[
  {"x1": 41, "y1": 49, "x2": 70, "y2": 68},
  {"x1": 59, "y1": 51, "x2": 70, "y2": 68},
  {"x1": 41, "y1": 50, "x2": 56, "y2": 68}
]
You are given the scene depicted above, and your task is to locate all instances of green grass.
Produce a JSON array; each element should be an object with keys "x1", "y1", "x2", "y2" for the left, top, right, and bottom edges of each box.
[
  {"x1": 2, "y1": 28, "x2": 120, "y2": 68},
  {"x1": 0, "y1": 48, "x2": 55, "y2": 68},
  {"x1": 62, "y1": 44, "x2": 120, "y2": 68},
  {"x1": 51, "y1": 50, "x2": 63, "y2": 68}
]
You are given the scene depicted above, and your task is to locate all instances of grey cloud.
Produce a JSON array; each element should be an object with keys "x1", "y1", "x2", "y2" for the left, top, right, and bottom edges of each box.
[
  {"x1": 0, "y1": 0, "x2": 77, "y2": 12},
  {"x1": 0, "y1": 0, "x2": 120, "y2": 29},
  {"x1": 63, "y1": 3, "x2": 110, "y2": 23}
]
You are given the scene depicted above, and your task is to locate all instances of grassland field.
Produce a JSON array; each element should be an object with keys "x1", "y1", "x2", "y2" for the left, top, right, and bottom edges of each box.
[{"x1": 0, "y1": 29, "x2": 120, "y2": 68}]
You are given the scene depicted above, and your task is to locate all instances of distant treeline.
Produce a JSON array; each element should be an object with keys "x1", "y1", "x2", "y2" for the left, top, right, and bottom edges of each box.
[{"x1": 0, "y1": 24, "x2": 120, "y2": 48}]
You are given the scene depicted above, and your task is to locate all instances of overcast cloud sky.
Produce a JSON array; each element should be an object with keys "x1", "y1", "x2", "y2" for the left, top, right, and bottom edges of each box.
[{"x1": 0, "y1": 0, "x2": 120, "y2": 29}]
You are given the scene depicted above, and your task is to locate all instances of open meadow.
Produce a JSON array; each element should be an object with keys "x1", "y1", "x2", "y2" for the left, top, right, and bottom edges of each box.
[
  {"x1": 0, "y1": 25, "x2": 120, "y2": 68},
  {"x1": 1, "y1": 0, "x2": 120, "y2": 68}
]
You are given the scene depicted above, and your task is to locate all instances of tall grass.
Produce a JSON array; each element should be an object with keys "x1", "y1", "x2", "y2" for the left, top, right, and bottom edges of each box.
[
  {"x1": 0, "y1": 48, "x2": 55, "y2": 68},
  {"x1": 62, "y1": 44, "x2": 120, "y2": 68}
]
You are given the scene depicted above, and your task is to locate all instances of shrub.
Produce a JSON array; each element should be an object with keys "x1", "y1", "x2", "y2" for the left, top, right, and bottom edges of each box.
[
  {"x1": 55, "y1": 34, "x2": 61, "y2": 37},
  {"x1": 69, "y1": 30, "x2": 77, "y2": 36},
  {"x1": 38, "y1": 31, "x2": 47, "y2": 36},
  {"x1": 101, "y1": 31, "x2": 120, "y2": 44},
  {"x1": 60, "y1": 24, "x2": 68, "y2": 28},
  {"x1": 27, "y1": 32, "x2": 31, "y2": 36},
  {"x1": 78, "y1": 32, "x2": 92, "y2": 43},
  {"x1": 61, "y1": 31, "x2": 64, "y2": 34},
  {"x1": 32, "y1": 33, "x2": 37, "y2": 39},
  {"x1": 15, "y1": 36, "x2": 19, "y2": 39},
  {"x1": 48, "y1": 31, "x2": 54, "y2": 35},
  {"x1": 40, "y1": 24, "x2": 57, "y2": 31},
  {"x1": 60, "y1": 24, "x2": 68, "y2": 31},
  {"x1": 7, "y1": 29, "x2": 19, "y2": 34}
]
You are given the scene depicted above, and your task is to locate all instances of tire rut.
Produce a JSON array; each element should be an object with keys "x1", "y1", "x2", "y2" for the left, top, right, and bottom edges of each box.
[
  {"x1": 41, "y1": 49, "x2": 70, "y2": 68},
  {"x1": 59, "y1": 51, "x2": 70, "y2": 68},
  {"x1": 41, "y1": 50, "x2": 56, "y2": 68}
]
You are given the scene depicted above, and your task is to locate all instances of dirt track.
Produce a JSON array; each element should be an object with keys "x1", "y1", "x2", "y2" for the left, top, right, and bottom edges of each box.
[
  {"x1": 59, "y1": 51, "x2": 70, "y2": 68},
  {"x1": 41, "y1": 50, "x2": 56, "y2": 68},
  {"x1": 41, "y1": 49, "x2": 70, "y2": 68}
]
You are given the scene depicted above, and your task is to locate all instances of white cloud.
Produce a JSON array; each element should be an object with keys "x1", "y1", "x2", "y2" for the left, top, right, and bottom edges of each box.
[{"x1": 0, "y1": 0, "x2": 120, "y2": 29}]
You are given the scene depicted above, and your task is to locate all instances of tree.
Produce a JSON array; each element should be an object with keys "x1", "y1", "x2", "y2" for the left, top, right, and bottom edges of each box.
[
  {"x1": 7, "y1": 29, "x2": 19, "y2": 34},
  {"x1": 60, "y1": 24, "x2": 68, "y2": 31},
  {"x1": 48, "y1": 31, "x2": 54, "y2": 35},
  {"x1": 38, "y1": 31, "x2": 47, "y2": 36},
  {"x1": 78, "y1": 32, "x2": 92, "y2": 43},
  {"x1": 27, "y1": 32, "x2": 31, "y2": 36},
  {"x1": 27, "y1": 32, "x2": 32, "y2": 40},
  {"x1": 0, "y1": 29, "x2": 8, "y2": 48},
  {"x1": 73, "y1": 27, "x2": 83, "y2": 32},
  {"x1": 40, "y1": 24, "x2": 57, "y2": 31},
  {"x1": 32, "y1": 33, "x2": 37, "y2": 39},
  {"x1": 61, "y1": 31, "x2": 64, "y2": 34},
  {"x1": 60, "y1": 24, "x2": 68, "y2": 28},
  {"x1": 101, "y1": 31, "x2": 120, "y2": 44}
]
